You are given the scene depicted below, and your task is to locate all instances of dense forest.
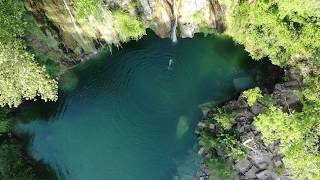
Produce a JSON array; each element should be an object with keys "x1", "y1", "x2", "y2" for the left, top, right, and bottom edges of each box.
[{"x1": 0, "y1": 0, "x2": 319, "y2": 179}]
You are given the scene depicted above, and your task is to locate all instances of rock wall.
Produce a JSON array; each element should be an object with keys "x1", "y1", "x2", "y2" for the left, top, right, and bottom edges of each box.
[
  {"x1": 24, "y1": 0, "x2": 226, "y2": 65},
  {"x1": 197, "y1": 69, "x2": 302, "y2": 180}
]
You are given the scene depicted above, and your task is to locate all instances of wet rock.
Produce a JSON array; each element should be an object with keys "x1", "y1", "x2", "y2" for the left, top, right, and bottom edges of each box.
[{"x1": 197, "y1": 122, "x2": 207, "y2": 129}]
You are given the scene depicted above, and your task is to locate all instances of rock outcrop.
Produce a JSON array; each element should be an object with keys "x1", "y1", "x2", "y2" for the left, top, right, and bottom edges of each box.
[
  {"x1": 24, "y1": 0, "x2": 226, "y2": 65},
  {"x1": 197, "y1": 68, "x2": 302, "y2": 180}
]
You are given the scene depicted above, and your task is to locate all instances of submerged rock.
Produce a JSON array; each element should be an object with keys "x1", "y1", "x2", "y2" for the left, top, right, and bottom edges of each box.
[
  {"x1": 233, "y1": 76, "x2": 255, "y2": 91},
  {"x1": 176, "y1": 115, "x2": 190, "y2": 139},
  {"x1": 60, "y1": 71, "x2": 79, "y2": 92}
]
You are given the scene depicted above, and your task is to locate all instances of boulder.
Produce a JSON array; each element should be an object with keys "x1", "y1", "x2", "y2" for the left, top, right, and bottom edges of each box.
[
  {"x1": 287, "y1": 69, "x2": 303, "y2": 83},
  {"x1": 256, "y1": 170, "x2": 276, "y2": 180},
  {"x1": 197, "y1": 122, "x2": 207, "y2": 129},
  {"x1": 235, "y1": 159, "x2": 252, "y2": 173},
  {"x1": 251, "y1": 102, "x2": 264, "y2": 115},
  {"x1": 209, "y1": 124, "x2": 216, "y2": 131},
  {"x1": 198, "y1": 147, "x2": 205, "y2": 155},
  {"x1": 245, "y1": 165, "x2": 259, "y2": 179}
]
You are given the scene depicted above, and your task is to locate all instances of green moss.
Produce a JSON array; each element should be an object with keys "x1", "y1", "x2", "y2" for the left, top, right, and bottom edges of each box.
[
  {"x1": 192, "y1": 11, "x2": 216, "y2": 36},
  {"x1": 113, "y1": 11, "x2": 146, "y2": 42},
  {"x1": 74, "y1": 0, "x2": 100, "y2": 19}
]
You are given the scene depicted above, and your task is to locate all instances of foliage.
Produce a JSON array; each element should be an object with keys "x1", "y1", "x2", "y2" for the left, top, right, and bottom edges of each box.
[
  {"x1": 0, "y1": 144, "x2": 38, "y2": 180},
  {"x1": 226, "y1": 0, "x2": 320, "y2": 66},
  {"x1": 74, "y1": 0, "x2": 100, "y2": 19},
  {"x1": 24, "y1": 15, "x2": 63, "y2": 77},
  {"x1": 208, "y1": 158, "x2": 235, "y2": 180},
  {"x1": 192, "y1": 11, "x2": 216, "y2": 36},
  {"x1": 200, "y1": 106, "x2": 246, "y2": 160},
  {"x1": 200, "y1": 130, "x2": 246, "y2": 160},
  {"x1": 254, "y1": 105, "x2": 320, "y2": 179},
  {"x1": 0, "y1": 0, "x2": 58, "y2": 107},
  {"x1": 113, "y1": 11, "x2": 146, "y2": 42},
  {"x1": 242, "y1": 87, "x2": 263, "y2": 107},
  {"x1": 226, "y1": 1, "x2": 320, "y2": 178},
  {"x1": 0, "y1": 108, "x2": 10, "y2": 134},
  {"x1": 213, "y1": 106, "x2": 235, "y2": 130}
]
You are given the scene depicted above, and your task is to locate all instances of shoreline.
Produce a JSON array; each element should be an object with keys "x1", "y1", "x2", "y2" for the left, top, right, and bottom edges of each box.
[{"x1": 196, "y1": 68, "x2": 302, "y2": 180}]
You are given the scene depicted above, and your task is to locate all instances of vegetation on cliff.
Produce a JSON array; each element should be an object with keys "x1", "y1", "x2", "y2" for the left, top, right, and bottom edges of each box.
[
  {"x1": 218, "y1": 0, "x2": 320, "y2": 179},
  {"x1": 0, "y1": 0, "x2": 58, "y2": 108}
]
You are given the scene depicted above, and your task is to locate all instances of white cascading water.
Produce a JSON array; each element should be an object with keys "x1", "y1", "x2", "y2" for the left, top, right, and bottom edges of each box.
[
  {"x1": 62, "y1": 0, "x2": 87, "y2": 47},
  {"x1": 171, "y1": 0, "x2": 178, "y2": 43}
]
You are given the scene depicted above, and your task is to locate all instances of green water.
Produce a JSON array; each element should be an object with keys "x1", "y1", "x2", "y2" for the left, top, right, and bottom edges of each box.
[{"x1": 17, "y1": 33, "x2": 261, "y2": 180}]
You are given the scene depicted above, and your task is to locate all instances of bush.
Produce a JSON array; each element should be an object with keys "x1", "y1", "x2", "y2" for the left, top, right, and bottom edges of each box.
[
  {"x1": 226, "y1": 0, "x2": 320, "y2": 66},
  {"x1": 0, "y1": 0, "x2": 58, "y2": 107},
  {"x1": 242, "y1": 87, "x2": 263, "y2": 107},
  {"x1": 254, "y1": 105, "x2": 320, "y2": 180},
  {"x1": 113, "y1": 11, "x2": 146, "y2": 42}
]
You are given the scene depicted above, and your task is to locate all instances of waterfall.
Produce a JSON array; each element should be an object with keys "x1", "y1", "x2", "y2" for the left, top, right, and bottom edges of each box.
[
  {"x1": 171, "y1": 0, "x2": 178, "y2": 43},
  {"x1": 62, "y1": 0, "x2": 88, "y2": 49}
]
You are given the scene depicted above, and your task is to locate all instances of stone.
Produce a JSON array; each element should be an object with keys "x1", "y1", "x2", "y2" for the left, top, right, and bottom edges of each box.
[
  {"x1": 245, "y1": 165, "x2": 259, "y2": 179},
  {"x1": 287, "y1": 69, "x2": 302, "y2": 83},
  {"x1": 198, "y1": 147, "x2": 205, "y2": 155},
  {"x1": 198, "y1": 101, "x2": 216, "y2": 117},
  {"x1": 274, "y1": 160, "x2": 282, "y2": 167},
  {"x1": 250, "y1": 150, "x2": 273, "y2": 170},
  {"x1": 251, "y1": 102, "x2": 264, "y2": 115},
  {"x1": 236, "y1": 109, "x2": 254, "y2": 122},
  {"x1": 256, "y1": 170, "x2": 276, "y2": 180},
  {"x1": 209, "y1": 124, "x2": 216, "y2": 131},
  {"x1": 197, "y1": 122, "x2": 206, "y2": 129},
  {"x1": 284, "y1": 81, "x2": 300, "y2": 89},
  {"x1": 235, "y1": 159, "x2": 252, "y2": 173}
]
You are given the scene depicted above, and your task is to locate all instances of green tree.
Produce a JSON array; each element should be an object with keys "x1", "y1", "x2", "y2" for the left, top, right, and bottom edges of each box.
[
  {"x1": 254, "y1": 105, "x2": 320, "y2": 179},
  {"x1": 226, "y1": 0, "x2": 320, "y2": 66},
  {"x1": 242, "y1": 87, "x2": 263, "y2": 107},
  {"x1": 0, "y1": 0, "x2": 58, "y2": 107}
]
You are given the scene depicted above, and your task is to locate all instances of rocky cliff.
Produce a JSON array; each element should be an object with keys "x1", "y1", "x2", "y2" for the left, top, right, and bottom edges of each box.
[{"x1": 24, "y1": 0, "x2": 226, "y2": 67}]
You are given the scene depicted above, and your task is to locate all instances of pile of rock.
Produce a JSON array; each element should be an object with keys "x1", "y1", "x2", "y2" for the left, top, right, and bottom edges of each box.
[{"x1": 197, "y1": 69, "x2": 302, "y2": 180}]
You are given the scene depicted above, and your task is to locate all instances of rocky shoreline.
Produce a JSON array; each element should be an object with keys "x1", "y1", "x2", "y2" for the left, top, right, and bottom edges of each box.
[{"x1": 196, "y1": 68, "x2": 302, "y2": 180}]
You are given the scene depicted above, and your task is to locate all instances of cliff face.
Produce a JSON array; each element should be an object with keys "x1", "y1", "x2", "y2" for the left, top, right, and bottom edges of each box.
[{"x1": 24, "y1": 0, "x2": 226, "y2": 65}]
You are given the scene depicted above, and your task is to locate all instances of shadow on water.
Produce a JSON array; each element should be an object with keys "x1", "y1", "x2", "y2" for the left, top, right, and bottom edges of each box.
[{"x1": 14, "y1": 31, "x2": 283, "y2": 180}]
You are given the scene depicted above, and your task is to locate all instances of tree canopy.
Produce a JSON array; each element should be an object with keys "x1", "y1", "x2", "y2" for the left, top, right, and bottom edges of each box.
[
  {"x1": 0, "y1": 0, "x2": 58, "y2": 107},
  {"x1": 226, "y1": 0, "x2": 320, "y2": 66},
  {"x1": 226, "y1": 0, "x2": 320, "y2": 179}
]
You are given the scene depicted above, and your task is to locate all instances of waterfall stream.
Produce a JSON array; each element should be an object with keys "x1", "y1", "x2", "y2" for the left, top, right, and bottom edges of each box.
[
  {"x1": 62, "y1": 0, "x2": 91, "y2": 51},
  {"x1": 171, "y1": 0, "x2": 178, "y2": 43}
]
